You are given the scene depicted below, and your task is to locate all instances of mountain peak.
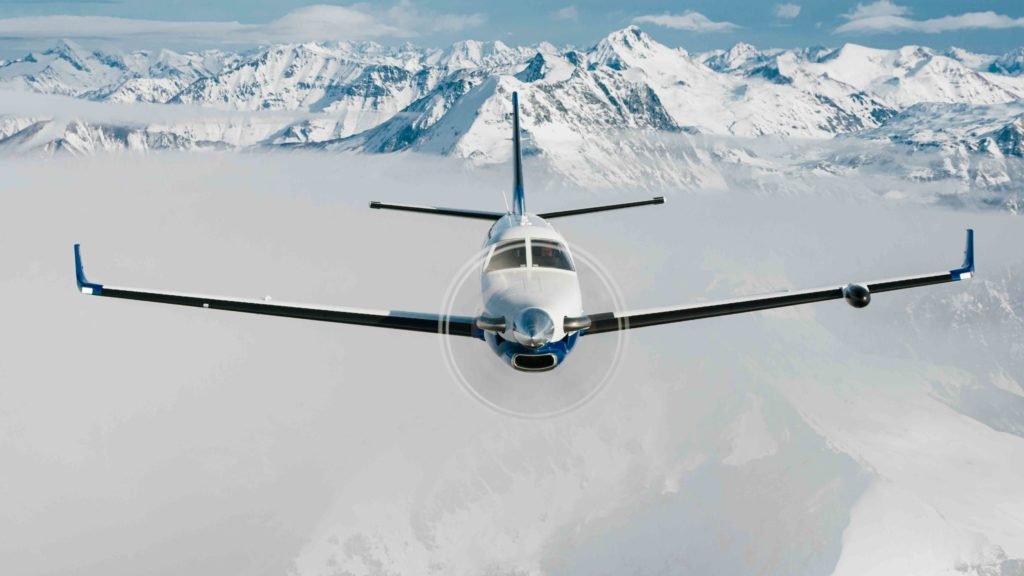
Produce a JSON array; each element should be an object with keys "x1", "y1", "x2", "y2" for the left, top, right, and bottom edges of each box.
[
  {"x1": 704, "y1": 42, "x2": 762, "y2": 72},
  {"x1": 591, "y1": 25, "x2": 675, "y2": 70},
  {"x1": 894, "y1": 44, "x2": 935, "y2": 65},
  {"x1": 990, "y1": 47, "x2": 1024, "y2": 76},
  {"x1": 440, "y1": 39, "x2": 518, "y2": 70},
  {"x1": 944, "y1": 47, "x2": 976, "y2": 62},
  {"x1": 827, "y1": 43, "x2": 888, "y2": 61},
  {"x1": 728, "y1": 42, "x2": 757, "y2": 54},
  {"x1": 941, "y1": 47, "x2": 996, "y2": 71},
  {"x1": 44, "y1": 39, "x2": 92, "y2": 72},
  {"x1": 515, "y1": 53, "x2": 547, "y2": 83},
  {"x1": 49, "y1": 38, "x2": 85, "y2": 54},
  {"x1": 600, "y1": 25, "x2": 655, "y2": 50}
]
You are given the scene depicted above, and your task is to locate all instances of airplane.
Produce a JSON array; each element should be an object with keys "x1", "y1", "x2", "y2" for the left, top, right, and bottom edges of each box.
[{"x1": 74, "y1": 91, "x2": 975, "y2": 373}]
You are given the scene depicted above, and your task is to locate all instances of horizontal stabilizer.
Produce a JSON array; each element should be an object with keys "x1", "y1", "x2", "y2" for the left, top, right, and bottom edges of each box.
[
  {"x1": 538, "y1": 196, "x2": 664, "y2": 219},
  {"x1": 370, "y1": 201, "x2": 505, "y2": 221}
]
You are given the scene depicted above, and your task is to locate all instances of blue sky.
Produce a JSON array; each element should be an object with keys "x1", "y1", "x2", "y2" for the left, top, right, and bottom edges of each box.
[{"x1": 0, "y1": 0, "x2": 1023, "y2": 57}]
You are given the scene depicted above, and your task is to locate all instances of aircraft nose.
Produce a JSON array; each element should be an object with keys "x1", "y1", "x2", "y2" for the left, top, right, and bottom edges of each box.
[{"x1": 512, "y1": 308, "x2": 555, "y2": 349}]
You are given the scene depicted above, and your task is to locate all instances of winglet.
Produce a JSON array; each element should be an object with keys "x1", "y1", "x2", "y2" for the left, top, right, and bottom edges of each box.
[
  {"x1": 950, "y1": 229, "x2": 974, "y2": 280},
  {"x1": 74, "y1": 244, "x2": 103, "y2": 295}
]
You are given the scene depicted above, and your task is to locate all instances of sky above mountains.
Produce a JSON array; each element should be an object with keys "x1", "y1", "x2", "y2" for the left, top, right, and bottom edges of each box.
[{"x1": 0, "y1": 0, "x2": 1022, "y2": 58}]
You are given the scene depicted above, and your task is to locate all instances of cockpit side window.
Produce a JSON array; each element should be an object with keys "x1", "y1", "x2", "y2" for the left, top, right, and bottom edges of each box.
[
  {"x1": 486, "y1": 241, "x2": 528, "y2": 272},
  {"x1": 531, "y1": 240, "x2": 575, "y2": 271}
]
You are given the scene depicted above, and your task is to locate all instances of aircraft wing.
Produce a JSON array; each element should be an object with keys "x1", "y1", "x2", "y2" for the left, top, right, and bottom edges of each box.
[
  {"x1": 74, "y1": 245, "x2": 482, "y2": 338},
  {"x1": 581, "y1": 229, "x2": 974, "y2": 335}
]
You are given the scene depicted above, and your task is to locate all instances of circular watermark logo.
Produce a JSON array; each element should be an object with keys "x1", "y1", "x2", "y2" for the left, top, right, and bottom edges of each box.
[{"x1": 439, "y1": 242, "x2": 629, "y2": 419}]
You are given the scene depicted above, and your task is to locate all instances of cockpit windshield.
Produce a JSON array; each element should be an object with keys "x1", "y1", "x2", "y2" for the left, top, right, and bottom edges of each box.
[
  {"x1": 486, "y1": 241, "x2": 528, "y2": 272},
  {"x1": 531, "y1": 240, "x2": 574, "y2": 271},
  {"x1": 485, "y1": 239, "x2": 575, "y2": 272}
]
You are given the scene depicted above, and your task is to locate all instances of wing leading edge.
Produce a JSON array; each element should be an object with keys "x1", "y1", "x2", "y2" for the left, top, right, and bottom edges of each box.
[
  {"x1": 74, "y1": 245, "x2": 483, "y2": 338},
  {"x1": 582, "y1": 229, "x2": 974, "y2": 335}
]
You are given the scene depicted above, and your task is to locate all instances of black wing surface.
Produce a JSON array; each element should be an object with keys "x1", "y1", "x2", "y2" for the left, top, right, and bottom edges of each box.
[
  {"x1": 581, "y1": 230, "x2": 974, "y2": 335},
  {"x1": 74, "y1": 245, "x2": 482, "y2": 338}
]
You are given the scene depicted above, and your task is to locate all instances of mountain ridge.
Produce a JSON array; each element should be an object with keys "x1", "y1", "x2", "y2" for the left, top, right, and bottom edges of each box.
[{"x1": 1, "y1": 27, "x2": 1023, "y2": 210}]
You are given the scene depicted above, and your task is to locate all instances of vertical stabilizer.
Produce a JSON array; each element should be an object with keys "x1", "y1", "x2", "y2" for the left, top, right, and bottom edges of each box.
[{"x1": 511, "y1": 92, "x2": 526, "y2": 216}]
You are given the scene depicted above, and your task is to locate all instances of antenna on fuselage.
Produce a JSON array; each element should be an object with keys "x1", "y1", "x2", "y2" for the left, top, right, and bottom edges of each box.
[{"x1": 511, "y1": 91, "x2": 526, "y2": 219}]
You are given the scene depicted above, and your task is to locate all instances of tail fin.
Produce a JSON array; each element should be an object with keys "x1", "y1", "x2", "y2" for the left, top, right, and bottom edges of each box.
[{"x1": 512, "y1": 91, "x2": 525, "y2": 216}]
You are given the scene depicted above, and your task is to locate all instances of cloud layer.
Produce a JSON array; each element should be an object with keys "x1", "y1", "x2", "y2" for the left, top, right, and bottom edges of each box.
[
  {"x1": 2, "y1": 151, "x2": 1021, "y2": 576},
  {"x1": 633, "y1": 11, "x2": 739, "y2": 32},
  {"x1": 837, "y1": 0, "x2": 1024, "y2": 34},
  {"x1": 0, "y1": 2, "x2": 485, "y2": 44}
]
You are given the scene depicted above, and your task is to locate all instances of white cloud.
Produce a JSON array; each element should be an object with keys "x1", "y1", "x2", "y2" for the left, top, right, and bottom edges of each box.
[
  {"x1": 0, "y1": 2, "x2": 485, "y2": 44},
  {"x1": 0, "y1": 15, "x2": 249, "y2": 42},
  {"x1": 264, "y1": 4, "x2": 410, "y2": 39},
  {"x1": 633, "y1": 11, "x2": 739, "y2": 32},
  {"x1": 384, "y1": 0, "x2": 486, "y2": 33},
  {"x1": 553, "y1": 6, "x2": 579, "y2": 22},
  {"x1": 774, "y1": 3, "x2": 801, "y2": 19},
  {"x1": 843, "y1": 0, "x2": 908, "y2": 20},
  {"x1": 836, "y1": 1, "x2": 1024, "y2": 34}
]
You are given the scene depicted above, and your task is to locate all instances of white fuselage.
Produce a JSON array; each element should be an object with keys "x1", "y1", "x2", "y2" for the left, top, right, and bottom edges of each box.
[{"x1": 480, "y1": 214, "x2": 583, "y2": 371}]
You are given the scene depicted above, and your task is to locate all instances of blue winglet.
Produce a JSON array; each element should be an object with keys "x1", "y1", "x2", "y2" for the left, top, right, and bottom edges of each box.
[
  {"x1": 74, "y1": 244, "x2": 103, "y2": 295},
  {"x1": 950, "y1": 229, "x2": 974, "y2": 280}
]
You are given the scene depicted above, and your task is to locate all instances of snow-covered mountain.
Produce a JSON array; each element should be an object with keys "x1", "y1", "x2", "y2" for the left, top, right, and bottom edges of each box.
[
  {"x1": 1, "y1": 28, "x2": 1023, "y2": 209},
  {"x1": 990, "y1": 48, "x2": 1024, "y2": 76},
  {"x1": 0, "y1": 39, "x2": 238, "y2": 102}
]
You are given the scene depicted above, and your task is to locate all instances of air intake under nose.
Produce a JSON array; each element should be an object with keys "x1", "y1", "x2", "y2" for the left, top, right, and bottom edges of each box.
[{"x1": 512, "y1": 353, "x2": 557, "y2": 372}]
